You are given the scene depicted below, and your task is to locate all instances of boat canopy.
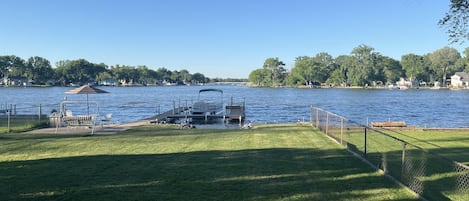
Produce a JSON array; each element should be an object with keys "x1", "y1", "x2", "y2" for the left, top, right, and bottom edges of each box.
[{"x1": 199, "y1": 89, "x2": 223, "y2": 94}]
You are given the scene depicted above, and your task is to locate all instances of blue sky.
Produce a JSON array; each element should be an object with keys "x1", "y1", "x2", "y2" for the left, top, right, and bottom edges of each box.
[{"x1": 0, "y1": 0, "x2": 466, "y2": 78}]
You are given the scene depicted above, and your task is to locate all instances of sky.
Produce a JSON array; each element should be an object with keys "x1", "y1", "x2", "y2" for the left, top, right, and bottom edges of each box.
[{"x1": 0, "y1": 0, "x2": 466, "y2": 78}]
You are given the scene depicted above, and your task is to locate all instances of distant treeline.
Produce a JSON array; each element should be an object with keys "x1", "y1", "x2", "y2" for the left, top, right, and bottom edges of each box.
[
  {"x1": 249, "y1": 44, "x2": 469, "y2": 87},
  {"x1": 0, "y1": 56, "x2": 246, "y2": 86}
]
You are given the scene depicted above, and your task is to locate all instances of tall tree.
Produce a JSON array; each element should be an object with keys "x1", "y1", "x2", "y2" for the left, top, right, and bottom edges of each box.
[
  {"x1": 327, "y1": 55, "x2": 351, "y2": 86},
  {"x1": 312, "y1": 52, "x2": 337, "y2": 83},
  {"x1": 461, "y1": 47, "x2": 469, "y2": 72},
  {"x1": 401, "y1": 54, "x2": 427, "y2": 82},
  {"x1": 191, "y1": 72, "x2": 207, "y2": 84},
  {"x1": 428, "y1": 46, "x2": 462, "y2": 86},
  {"x1": 56, "y1": 59, "x2": 107, "y2": 85},
  {"x1": 0, "y1": 55, "x2": 25, "y2": 80},
  {"x1": 290, "y1": 56, "x2": 315, "y2": 86},
  {"x1": 262, "y1": 57, "x2": 286, "y2": 87},
  {"x1": 348, "y1": 44, "x2": 377, "y2": 86},
  {"x1": 377, "y1": 55, "x2": 402, "y2": 84},
  {"x1": 25, "y1": 56, "x2": 54, "y2": 84},
  {"x1": 156, "y1": 67, "x2": 172, "y2": 82},
  {"x1": 248, "y1": 68, "x2": 268, "y2": 87},
  {"x1": 439, "y1": 0, "x2": 469, "y2": 43},
  {"x1": 179, "y1": 69, "x2": 192, "y2": 83}
]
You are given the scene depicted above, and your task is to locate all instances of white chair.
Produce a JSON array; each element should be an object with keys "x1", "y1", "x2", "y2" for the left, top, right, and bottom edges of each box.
[{"x1": 100, "y1": 113, "x2": 113, "y2": 127}]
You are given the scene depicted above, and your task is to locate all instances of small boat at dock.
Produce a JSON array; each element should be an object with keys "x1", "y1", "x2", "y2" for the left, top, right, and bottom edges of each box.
[
  {"x1": 164, "y1": 88, "x2": 245, "y2": 124},
  {"x1": 192, "y1": 89, "x2": 224, "y2": 115}
]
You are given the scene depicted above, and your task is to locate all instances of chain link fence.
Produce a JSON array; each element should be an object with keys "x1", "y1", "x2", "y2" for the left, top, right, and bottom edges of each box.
[
  {"x1": 0, "y1": 103, "x2": 51, "y2": 133},
  {"x1": 310, "y1": 106, "x2": 469, "y2": 201}
]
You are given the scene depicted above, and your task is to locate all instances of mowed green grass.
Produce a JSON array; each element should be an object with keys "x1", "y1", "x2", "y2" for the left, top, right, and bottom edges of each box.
[
  {"x1": 0, "y1": 124, "x2": 418, "y2": 201},
  {"x1": 336, "y1": 127, "x2": 469, "y2": 200},
  {"x1": 381, "y1": 129, "x2": 469, "y2": 165},
  {"x1": 0, "y1": 118, "x2": 48, "y2": 134}
]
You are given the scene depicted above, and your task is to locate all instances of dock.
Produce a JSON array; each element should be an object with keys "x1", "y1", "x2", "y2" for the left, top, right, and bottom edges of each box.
[
  {"x1": 148, "y1": 105, "x2": 245, "y2": 124},
  {"x1": 371, "y1": 121, "x2": 407, "y2": 128},
  {"x1": 146, "y1": 91, "x2": 246, "y2": 124}
]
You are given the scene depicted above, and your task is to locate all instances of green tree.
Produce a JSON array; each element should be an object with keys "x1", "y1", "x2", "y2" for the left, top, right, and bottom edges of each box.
[
  {"x1": 348, "y1": 44, "x2": 377, "y2": 86},
  {"x1": 56, "y1": 59, "x2": 107, "y2": 85},
  {"x1": 179, "y1": 69, "x2": 192, "y2": 83},
  {"x1": 248, "y1": 68, "x2": 268, "y2": 87},
  {"x1": 428, "y1": 46, "x2": 462, "y2": 86},
  {"x1": 96, "y1": 71, "x2": 114, "y2": 83},
  {"x1": 171, "y1": 70, "x2": 182, "y2": 84},
  {"x1": 191, "y1": 72, "x2": 207, "y2": 84},
  {"x1": 290, "y1": 56, "x2": 315, "y2": 86},
  {"x1": 0, "y1": 55, "x2": 26, "y2": 80},
  {"x1": 136, "y1": 65, "x2": 157, "y2": 85},
  {"x1": 0, "y1": 55, "x2": 23, "y2": 81},
  {"x1": 313, "y1": 52, "x2": 336, "y2": 81},
  {"x1": 262, "y1": 57, "x2": 286, "y2": 87},
  {"x1": 461, "y1": 47, "x2": 469, "y2": 72},
  {"x1": 401, "y1": 54, "x2": 427, "y2": 82},
  {"x1": 111, "y1": 65, "x2": 139, "y2": 85},
  {"x1": 156, "y1": 67, "x2": 172, "y2": 82},
  {"x1": 377, "y1": 55, "x2": 402, "y2": 84},
  {"x1": 332, "y1": 55, "x2": 354, "y2": 86},
  {"x1": 326, "y1": 68, "x2": 346, "y2": 86},
  {"x1": 439, "y1": 0, "x2": 469, "y2": 43},
  {"x1": 25, "y1": 56, "x2": 54, "y2": 84}
]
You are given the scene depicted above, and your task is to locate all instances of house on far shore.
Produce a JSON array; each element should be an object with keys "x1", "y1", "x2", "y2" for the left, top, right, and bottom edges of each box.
[
  {"x1": 2, "y1": 76, "x2": 32, "y2": 87},
  {"x1": 100, "y1": 78, "x2": 118, "y2": 86},
  {"x1": 450, "y1": 72, "x2": 469, "y2": 88}
]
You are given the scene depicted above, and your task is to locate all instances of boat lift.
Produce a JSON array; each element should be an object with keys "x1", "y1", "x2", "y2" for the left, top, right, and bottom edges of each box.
[{"x1": 51, "y1": 100, "x2": 100, "y2": 134}]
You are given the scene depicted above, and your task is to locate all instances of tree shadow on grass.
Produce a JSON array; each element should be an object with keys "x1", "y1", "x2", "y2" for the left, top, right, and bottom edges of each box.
[{"x1": 0, "y1": 148, "x2": 418, "y2": 201}]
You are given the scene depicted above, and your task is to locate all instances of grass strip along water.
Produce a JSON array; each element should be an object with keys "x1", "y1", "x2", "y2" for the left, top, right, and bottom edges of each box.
[{"x1": 0, "y1": 124, "x2": 418, "y2": 201}]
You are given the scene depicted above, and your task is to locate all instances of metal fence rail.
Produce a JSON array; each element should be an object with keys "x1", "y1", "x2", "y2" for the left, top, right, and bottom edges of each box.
[
  {"x1": 310, "y1": 106, "x2": 469, "y2": 201},
  {"x1": 0, "y1": 103, "x2": 50, "y2": 133}
]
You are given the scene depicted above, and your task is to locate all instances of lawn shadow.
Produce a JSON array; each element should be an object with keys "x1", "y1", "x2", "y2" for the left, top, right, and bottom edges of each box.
[{"x1": 0, "y1": 148, "x2": 418, "y2": 201}]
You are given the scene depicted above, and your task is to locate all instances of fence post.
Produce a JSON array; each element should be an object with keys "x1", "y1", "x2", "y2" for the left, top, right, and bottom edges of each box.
[
  {"x1": 7, "y1": 109, "x2": 11, "y2": 133},
  {"x1": 401, "y1": 142, "x2": 407, "y2": 180},
  {"x1": 340, "y1": 117, "x2": 344, "y2": 145},
  {"x1": 310, "y1": 107, "x2": 313, "y2": 126},
  {"x1": 39, "y1": 104, "x2": 42, "y2": 122},
  {"x1": 316, "y1": 108, "x2": 319, "y2": 128},
  {"x1": 364, "y1": 126, "x2": 367, "y2": 157},
  {"x1": 172, "y1": 100, "x2": 176, "y2": 115},
  {"x1": 325, "y1": 112, "x2": 329, "y2": 135}
]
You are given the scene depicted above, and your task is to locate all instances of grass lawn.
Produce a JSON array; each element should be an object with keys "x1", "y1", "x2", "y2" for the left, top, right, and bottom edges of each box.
[
  {"x1": 380, "y1": 129, "x2": 469, "y2": 165},
  {"x1": 0, "y1": 124, "x2": 418, "y2": 201},
  {"x1": 0, "y1": 117, "x2": 48, "y2": 134},
  {"x1": 335, "y1": 127, "x2": 469, "y2": 200}
]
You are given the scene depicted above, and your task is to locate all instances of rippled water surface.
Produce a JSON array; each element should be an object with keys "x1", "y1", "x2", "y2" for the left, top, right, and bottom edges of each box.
[{"x1": 2, "y1": 85, "x2": 469, "y2": 128}]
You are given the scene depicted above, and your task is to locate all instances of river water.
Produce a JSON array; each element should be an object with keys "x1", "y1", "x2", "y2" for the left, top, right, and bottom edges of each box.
[{"x1": 2, "y1": 85, "x2": 469, "y2": 128}]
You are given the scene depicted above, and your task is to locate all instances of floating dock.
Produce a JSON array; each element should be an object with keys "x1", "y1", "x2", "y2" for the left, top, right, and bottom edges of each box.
[{"x1": 371, "y1": 121, "x2": 407, "y2": 128}]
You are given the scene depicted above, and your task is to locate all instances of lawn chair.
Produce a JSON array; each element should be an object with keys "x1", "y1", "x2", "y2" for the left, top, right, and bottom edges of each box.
[{"x1": 100, "y1": 113, "x2": 113, "y2": 127}]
